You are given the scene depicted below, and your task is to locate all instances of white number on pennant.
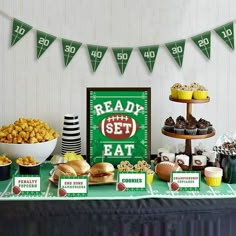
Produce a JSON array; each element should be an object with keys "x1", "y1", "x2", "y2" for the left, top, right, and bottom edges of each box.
[
  {"x1": 117, "y1": 53, "x2": 128, "y2": 60},
  {"x1": 171, "y1": 46, "x2": 182, "y2": 54},
  {"x1": 15, "y1": 26, "x2": 25, "y2": 35},
  {"x1": 144, "y1": 51, "x2": 155, "y2": 58},
  {"x1": 91, "y1": 51, "x2": 102, "y2": 58},
  {"x1": 38, "y1": 38, "x2": 50, "y2": 47},
  {"x1": 222, "y1": 29, "x2": 232, "y2": 38},
  {"x1": 198, "y1": 38, "x2": 209, "y2": 47},
  {"x1": 65, "y1": 45, "x2": 76, "y2": 54}
]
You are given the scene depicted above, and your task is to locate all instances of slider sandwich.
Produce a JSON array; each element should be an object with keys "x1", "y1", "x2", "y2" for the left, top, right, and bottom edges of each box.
[{"x1": 89, "y1": 162, "x2": 115, "y2": 183}]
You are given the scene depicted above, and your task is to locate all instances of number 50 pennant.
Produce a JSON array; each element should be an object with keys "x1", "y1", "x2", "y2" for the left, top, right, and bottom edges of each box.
[{"x1": 112, "y1": 47, "x2": 133, "y2": 74}]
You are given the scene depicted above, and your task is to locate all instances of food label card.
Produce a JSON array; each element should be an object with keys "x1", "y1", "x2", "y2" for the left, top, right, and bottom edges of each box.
[
  {"x1": 58, "y1": 176, "x2": 88, "y2": 197},
  {"x1": 13, "y1": 175, "x2": 41, "y2": 196},
  {"x1": 170, "y1": 171, "x2": 201, "y2": 191},
  {"x1": 117, "y1": 172, "x2": 146, "y2": 191}
]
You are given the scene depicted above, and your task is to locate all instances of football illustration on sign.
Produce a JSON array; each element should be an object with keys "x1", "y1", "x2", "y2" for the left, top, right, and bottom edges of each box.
[{"x1": 99, "y1": 114, "x2": 139, "y2": 140}]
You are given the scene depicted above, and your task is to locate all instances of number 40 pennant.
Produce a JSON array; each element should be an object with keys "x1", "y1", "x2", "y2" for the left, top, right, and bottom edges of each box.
[
  {"x1": 87, "y1": 45, "x2": 107, "y2": 72},
  {"x1": 139, "y1": 45, "x2": 159, "y2": 72}
]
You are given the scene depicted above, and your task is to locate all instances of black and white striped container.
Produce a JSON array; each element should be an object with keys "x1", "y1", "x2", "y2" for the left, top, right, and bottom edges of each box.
[{"x1": 61, "y1": 114, "x2": 81, "y2": 155}]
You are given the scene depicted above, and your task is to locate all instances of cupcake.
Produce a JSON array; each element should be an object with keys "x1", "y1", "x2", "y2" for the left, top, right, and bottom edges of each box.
[
  {"x1": 174, "y1": 120, "x2": 186, "y2": 134},
  {"x1": 176, "y1": 115, "x2": 186, "y2": 123},
  {"x1": 189, "y1": 82, "x2": 200, "y2": 91},
  {"x1": 171, "y1": 83, "x2": 182, "y2": 99},
  {"x1": 185, "y1": 121, "x2": 197, "y2": 135},
  {"x1": 164, "y1": 117, "x2": 175, "y2": 132},
  {"x1": 197, "y1": 119, "x2": 208, "y2": 135},
  {"x1": 178, "y1": 85, "x2": 193, "y2": 100},
  {"x1": 193, "y1": 85, "x2": 208, "y2": 100}
]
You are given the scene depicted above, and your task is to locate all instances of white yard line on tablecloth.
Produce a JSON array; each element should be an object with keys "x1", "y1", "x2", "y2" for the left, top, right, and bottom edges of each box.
[
  {"x1": 209, "y1": 186, "x2": 216, "y2": 196},
  {"x1": 0, "y1": 169, "x2": 18, "y2": 197},
  {"x1": 227, "y1": 184, "x2": 236, "y2": 195},
  {"x1": 148, "y1": 184, "x2": 154, "y2": 195},
  {"x1": 45, "y1": 181, "x2": 52, "y2": 197}
]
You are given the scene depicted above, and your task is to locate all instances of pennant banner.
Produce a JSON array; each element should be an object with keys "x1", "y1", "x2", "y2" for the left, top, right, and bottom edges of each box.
[
  {"x1": 11, "y1": 18, "x2": 32, "y2": 46},
  {"x1": 87, "y1": 45, "x2": 107, "y2": 72},
  {"x1": 139, "y1": 45, "x2": 159, "y2": 72},
  {"x1": 37, "y1": 31, "x2": 56, "y2": 58},
  {"x1": 166, "y1": 40, "x2": 185, "y2": 68},
  {"x1": 112, "y1": 48, "x2": 133, "y2": 74},
  {"x1": 192, "y1": 31, "x2": 211, "y2": 59},
  {"x1": 215, "y1": 22, "x2": 234, "y2": 49},
  {"x1": 62, "y1": 39, "x2": 82, "y2": 66},
  {"x1": 4, "y1": 14, "x2": 235, "y2": 73}
]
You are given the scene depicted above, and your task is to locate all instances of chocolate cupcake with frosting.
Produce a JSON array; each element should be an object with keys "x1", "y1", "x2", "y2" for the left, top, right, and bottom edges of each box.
[
  {"x1": 174, "y1": 120, "x2": 186, "y2": 134},
  {"x1": 197, "y1": 119, "x2": 208, "y2": 135},
  {"x1": 164, "y1": 117, "x2": 175, "y2": 132},
  {"x1": 185, "y1": 121, "x2": 197, "y2": 135}
]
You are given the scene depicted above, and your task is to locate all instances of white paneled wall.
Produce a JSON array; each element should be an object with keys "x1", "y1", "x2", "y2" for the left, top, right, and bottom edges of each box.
[{"x1": 0, "y1": 0, "x2": 235, "y2": 154}]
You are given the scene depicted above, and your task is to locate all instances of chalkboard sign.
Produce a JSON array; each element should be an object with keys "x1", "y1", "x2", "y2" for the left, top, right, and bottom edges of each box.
[{"x1": 87, "y1": 87, "x2": 151, "y2": 166}]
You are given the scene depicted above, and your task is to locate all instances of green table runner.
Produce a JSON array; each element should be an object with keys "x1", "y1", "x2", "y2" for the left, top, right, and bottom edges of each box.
[{"x1": 1, "y1": 162, "x2": 236, "y2": 200}]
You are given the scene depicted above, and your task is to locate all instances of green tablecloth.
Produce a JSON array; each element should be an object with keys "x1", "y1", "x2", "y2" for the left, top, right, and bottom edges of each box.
[{"x1": 1, "y1": 162, "x2": 236, "y2": 200}]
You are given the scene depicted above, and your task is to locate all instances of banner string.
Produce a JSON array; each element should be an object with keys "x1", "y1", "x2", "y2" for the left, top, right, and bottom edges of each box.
[{"x1": 0, "y1": 9, "x2": 235, "y2": 48}]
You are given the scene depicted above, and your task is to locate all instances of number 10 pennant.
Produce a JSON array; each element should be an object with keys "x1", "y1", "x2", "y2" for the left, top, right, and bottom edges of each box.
[
  {"x1": 11, "y1": 18, "x2": 32, "y2": 46},
  {"x1": 214, "y1": 22, "x2": 234, "y2": 50},
  {"x1": 139, "y1": 45, "x2": 159, "y2": 72}
]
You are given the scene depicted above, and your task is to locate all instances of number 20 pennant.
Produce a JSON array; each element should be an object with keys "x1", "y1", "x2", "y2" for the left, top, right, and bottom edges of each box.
[
  {"x1": 139, "y1": 45, "x2": 159, "y2": 72},
  {"x1": 36, "y1": 31, "x2": 56, "y2": 59}
]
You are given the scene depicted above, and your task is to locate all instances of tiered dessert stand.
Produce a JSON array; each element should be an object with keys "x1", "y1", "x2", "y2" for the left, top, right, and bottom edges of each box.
[{"x1": 161, "y1": 96, "x2": 215, "y2": 158}]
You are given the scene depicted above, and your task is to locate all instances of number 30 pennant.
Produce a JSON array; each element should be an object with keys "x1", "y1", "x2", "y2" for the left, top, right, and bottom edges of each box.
[
  {"x1": 139, "y1": 45, "x2": 159, "y2": 72},
  {"x1": 62, "y1": 39, "x2": 82, "y2": 66},
  {"x1": 11, "y1": 18, "x2": 32, "y2": 46},
  {"x1": 112, "y1": 47, "x2": 133, "y2": 74},
  {"x1": 36, "y1": 31, "x2": 56, "y2": 58},
  {"x1": 165, "y1": 40, "x2": 185, "y2": 68}
]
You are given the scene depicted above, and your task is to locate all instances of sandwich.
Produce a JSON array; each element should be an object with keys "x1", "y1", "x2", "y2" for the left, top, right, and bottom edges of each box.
[
  {"x1": 89, "y1": 162, "x2": 115, "y2": 183},
  {"x1": 53, "y1": 163, "x2": 77, "y2": 183},
  {"x1": 66, "y1": 160, "x2": 90, "y2": 176}
]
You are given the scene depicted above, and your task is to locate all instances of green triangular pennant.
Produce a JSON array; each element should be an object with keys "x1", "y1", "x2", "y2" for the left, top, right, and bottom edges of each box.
[
  {"x1": 214, "y1": 22, "x2": 234, "y2": 49},
  {"x1": 37, "y1": 31, "x2": 56, "y2": 58},
  {"x1": 165, "y1": 40, "x2": 185, "y2": 68},
  {"x1": 62, "y1": 39, "x2": 82, "y2": 66},
  {"x1": 138, "y1": 45, "x2": 159, "y2": 72},
  {"x1": 112, "y1": 47, "x2": 133, "y2": 74},
  {"x1": 87, "y1": 45, "x2": 107, "y2": 72},
  {"x1": 191, "y1": 31, "x2": 211, "y2": 59},
  {"x1": 11, "y1": 18, "x2": 32, "y2": 46}
]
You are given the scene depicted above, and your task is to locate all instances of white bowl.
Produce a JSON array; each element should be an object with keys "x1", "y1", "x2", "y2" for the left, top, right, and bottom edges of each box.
[{"x1": 0, "y1": 138, "x2": 58, "y2": 163}]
